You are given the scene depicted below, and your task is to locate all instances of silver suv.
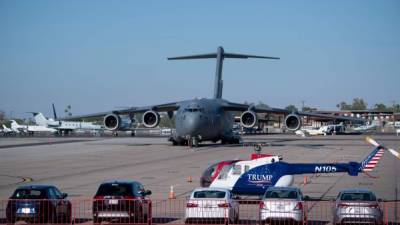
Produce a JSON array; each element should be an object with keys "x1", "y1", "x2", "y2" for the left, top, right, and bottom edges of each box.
[{"x1": 333, "y1": 189, "x2": 383, "y2": 225}]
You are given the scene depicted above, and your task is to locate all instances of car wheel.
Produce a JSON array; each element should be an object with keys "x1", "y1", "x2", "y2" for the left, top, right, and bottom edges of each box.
[
  {"x1": 63, "y1": 214, "x2": 71, "y2": 224},
  {"x1": 143, "y1": 213, "x2": 148, "y2": 224},
  {"x1": 6, "y1": 216, "x2": 15, "y2": 224},
  {"x1": 93, "y1": 216, "x2": 101, "y2": 224}
]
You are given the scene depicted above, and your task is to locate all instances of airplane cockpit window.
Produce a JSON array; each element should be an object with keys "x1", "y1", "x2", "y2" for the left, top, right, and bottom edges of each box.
[
  {"x1": 244, "y1": 165, "x2": 250, "y2": 173},
  {"x1": 185, "y1": 105, "x2": 204, "y2": 112}
]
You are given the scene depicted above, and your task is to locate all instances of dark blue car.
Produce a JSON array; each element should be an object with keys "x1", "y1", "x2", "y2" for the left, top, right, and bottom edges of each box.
[
  {"x1": 93, "y1": 180, "x2": 152, "y2": 224},
  {"x1": 6, "y1": 185, "x2": 71, "y2": 224}
]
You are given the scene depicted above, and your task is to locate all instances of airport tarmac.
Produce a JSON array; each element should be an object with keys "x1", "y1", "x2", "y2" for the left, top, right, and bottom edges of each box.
[{"x1": 0, "y1": 134, "x2": 399, "y2": 201}]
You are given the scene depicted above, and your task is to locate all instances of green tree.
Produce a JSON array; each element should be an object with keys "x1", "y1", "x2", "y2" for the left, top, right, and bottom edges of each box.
[
  {"x1": 158, "y1": 113, "x2": 175, "y2": 128},
  {"x1": 302, "y1": 106, "x2": 317, "y2": 112},
  {"x1": 351, "y1": 98, "x2": 367, "y2": 110},
  {"x1": 256, "y1": 101, "x2": 269, "y2": 108},
  {"x1": 389, "y1": 104, "x2": 400, "y2": 113},
  {"x1": 285, "y1": 105, "x2": 298, "y2": 112},
  {"x1": 336, "y1": 101, "x2": 352, "y2": 110},
  {"x1": 373, "y1": 103, "x2": 388, "y2": 111},
  {"x1": 336, "y1": 98, "x2": 367, "y2": 110},
  {"x1": 0, "y1": 110, "x2": 5, "y2": 122}
]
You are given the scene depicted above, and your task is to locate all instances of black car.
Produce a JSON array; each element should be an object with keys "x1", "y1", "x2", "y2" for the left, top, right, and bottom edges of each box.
[
  {"x1": 93, "y1": 180, "x2": 152, "y2": 224},
  {"x1": 6, "y1": 184, "x2": 71, "y2": 224}
]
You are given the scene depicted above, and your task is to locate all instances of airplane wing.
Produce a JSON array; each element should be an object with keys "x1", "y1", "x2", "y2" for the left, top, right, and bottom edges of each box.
[
  {"x1": 222, "y1": 101, "x2": 365, "y2": 123},
  {"x1": 60, "y1": 102, "x2": 180, "y2": 121}
]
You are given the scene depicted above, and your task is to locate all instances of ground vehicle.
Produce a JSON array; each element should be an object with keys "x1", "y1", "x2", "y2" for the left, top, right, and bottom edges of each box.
[
  {"x1": 333, "y1": 189, "x2": 383, "y2": 225},
  {"x1": 6, "y1": 185, "x2": 71, "y2": 223},
  {"x1": 260, "y1": 187, "x2": 307, "y2": 225},
  {"x1": 185, "y1": 187, "x2": 239, "y2": 224},
  {"x1": 92, "y1": 180, "x2": 152, "y2": 224}
]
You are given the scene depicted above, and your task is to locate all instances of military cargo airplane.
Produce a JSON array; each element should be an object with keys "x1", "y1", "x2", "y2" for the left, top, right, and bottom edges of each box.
[
  {"x1": 200, "y1": 137, "x2": 391, "y2": 196},
  {"x1": 63, "y1": 47, "x2": 363, "y2": 146}
]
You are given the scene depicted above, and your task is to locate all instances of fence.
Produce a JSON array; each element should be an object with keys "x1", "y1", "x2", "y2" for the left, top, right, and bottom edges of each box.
[{"x1": 0, "y1": 199, "x2": 398, "y2": 225}]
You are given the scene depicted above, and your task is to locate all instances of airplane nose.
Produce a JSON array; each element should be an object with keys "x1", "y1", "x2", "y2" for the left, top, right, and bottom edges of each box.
[{"x1": 183, "y1": 114, "x2": 202, "y2": 135}]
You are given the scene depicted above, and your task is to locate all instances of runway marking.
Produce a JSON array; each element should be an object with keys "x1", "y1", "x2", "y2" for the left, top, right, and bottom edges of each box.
[
  {"x1": 21, "y1": 177, "x2": 34, "y2": 183},
  {"x1": 0, "y1": 174, "x2": 34, "y2": 186},
  {"x1": 0, "y1": 139, "x2": 97, "y2": 149}
]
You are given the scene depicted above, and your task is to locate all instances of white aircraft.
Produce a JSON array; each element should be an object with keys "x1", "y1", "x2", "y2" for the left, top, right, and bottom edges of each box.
[
  {"x1": 10, "y1": 120, "x2": 57, "y2": 135},
  {"x1": 295, "y1": 126, "x2": 328, "y2": 137},
  {"x1": 353, "y1": 124, "x2": 377, "y2": 132},
  {"x1": 32, "y1": 112, "x2": 103, "y2": 135},
  {"x1": 295, "y1": 124, "x2": 345, "y2": 137},
  {"x1": 2, "y1": 124, "x2": 15, "y2": 136}
]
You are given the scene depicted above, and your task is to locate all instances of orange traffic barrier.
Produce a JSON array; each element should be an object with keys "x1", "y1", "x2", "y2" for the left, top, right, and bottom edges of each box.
[
  {"x1": 303, "y1": 176, "x2": 309, "y2": 185},
  {"x1": 168, "y1": 185, "x2": 175, "y2": 199}
]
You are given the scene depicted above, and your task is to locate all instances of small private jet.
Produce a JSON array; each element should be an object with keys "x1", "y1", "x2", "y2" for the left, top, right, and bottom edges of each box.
[
  {"x1": 1, "y1": 124, "x2": 16, "y2": 136},
  {"x1": 200, "y1": 137, "x2": 395, "y2": 196},
  {"x1": 10, "y1": 120, "x2": 57, "y2": 135}
]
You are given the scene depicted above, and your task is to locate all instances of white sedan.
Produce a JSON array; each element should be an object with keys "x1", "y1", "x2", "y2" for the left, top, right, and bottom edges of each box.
[{"x1": 185, "y1": 187, "x2": 239, "y2": 224}]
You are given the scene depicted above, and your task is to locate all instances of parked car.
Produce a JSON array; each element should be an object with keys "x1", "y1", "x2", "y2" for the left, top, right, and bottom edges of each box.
[
  {"x1": 6, "y1": 184, "x2": 71, "y2": 224},
  {"x1": 185, "y1": 187, "x2": 239, "y2": 224},
  {"x1": 92, "y1": 180, "x2": 152, "y2": 224},
  {"x1": 333, "y1": 189, "x2": 383, "y2": 225},
  {"x1": 260, "y1": 186, "x2": 307, "y2": 225}
]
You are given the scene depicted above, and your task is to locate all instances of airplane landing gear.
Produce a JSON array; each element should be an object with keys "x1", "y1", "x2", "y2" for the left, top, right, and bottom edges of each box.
[{"x1": 189, "y1": 137, "x2": 199, "y2": 148}]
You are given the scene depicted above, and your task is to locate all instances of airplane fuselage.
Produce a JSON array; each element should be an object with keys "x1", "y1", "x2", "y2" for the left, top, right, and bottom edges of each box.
[{"x1": 172, "y1": 98, "x2": 238, "y2": 145}]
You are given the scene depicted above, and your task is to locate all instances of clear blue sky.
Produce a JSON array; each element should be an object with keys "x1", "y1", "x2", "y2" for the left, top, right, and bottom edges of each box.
[{"x1": 1, "y1": 1, "x2": 399, "y2": 119}]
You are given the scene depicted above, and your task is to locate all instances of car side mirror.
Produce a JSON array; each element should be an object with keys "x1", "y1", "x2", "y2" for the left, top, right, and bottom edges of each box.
[
  {"x1": 144, "y1": 190, "x2": 152, "y2": 196},
  {"x1": 62, "y1": 193, "x2": 68, "y2": 199},
  {"x1": 303, "y1": 195, "x2": 310, "y2": 201}
]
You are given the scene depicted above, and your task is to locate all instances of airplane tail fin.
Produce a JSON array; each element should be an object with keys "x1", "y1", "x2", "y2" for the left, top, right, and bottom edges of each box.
[
  {"x1": 168, "y1": 47, "x2": 279, "y2": 99},
  {"x1": 10, "y1": 120, "x2": 18, "y2": 129},
  {"x1": 52, "y1": 103, "x2": 58, "y2": 120},
  {"x1": 31, "y1": 112, "x2": 49, "y2": 126}
]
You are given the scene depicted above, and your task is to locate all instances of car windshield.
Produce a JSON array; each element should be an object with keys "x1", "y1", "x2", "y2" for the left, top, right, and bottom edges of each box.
[
  {"x1": 12, "y1": 189, "x2": 46, "y2": 199},
  {"x1": 264, "y1": 190, "x2": 298, "y2": 199},
  {"x1": 193, "y1": 190, "x2": 226, "y2": 199},
  {"x1": 96, "y1": 183, "x2": 132, "y2": 196},
  {"x1": 340, "y1": 192, "x2": 376, "y2": 201}
]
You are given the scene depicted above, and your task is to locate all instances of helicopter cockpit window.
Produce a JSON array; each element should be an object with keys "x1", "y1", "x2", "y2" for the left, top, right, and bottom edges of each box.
[
  {"x1": 202, "y1": 163, "x2": 217, "y2": 179},
  {"x1": 232, "y1": 165, "x2": 241, "y2": 175},
  {"x1": 217, "y1": 165, "x2": 232, "y2": 180}
]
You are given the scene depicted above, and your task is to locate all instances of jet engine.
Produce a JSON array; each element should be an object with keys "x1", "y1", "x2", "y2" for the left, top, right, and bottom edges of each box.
[
  {"x1": 284, "y1": 114, "x2": 302, "y2": 131},
  {"x1": 142, "y1": 110, "x2": 160, "y2": 128},
  {"x1": 240, "y1": 111, "x2": 257, "y2": 128},
  {"x1": 103, "y1": 114, "x2": 132, "y2": 131}
]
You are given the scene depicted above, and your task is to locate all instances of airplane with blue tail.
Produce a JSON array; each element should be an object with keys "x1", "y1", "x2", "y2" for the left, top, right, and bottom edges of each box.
[{"x1": 200, "y1": 137, "x2": 390, "y2": 196}]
